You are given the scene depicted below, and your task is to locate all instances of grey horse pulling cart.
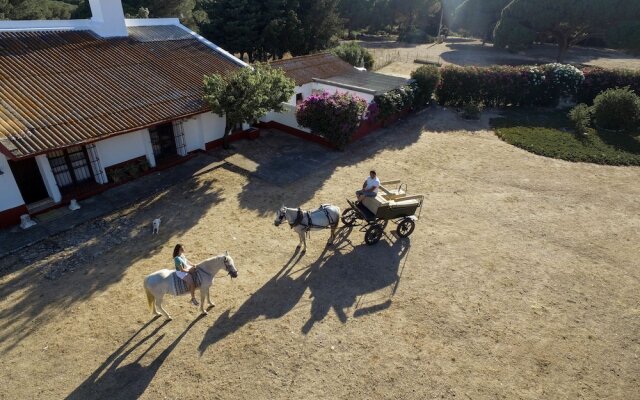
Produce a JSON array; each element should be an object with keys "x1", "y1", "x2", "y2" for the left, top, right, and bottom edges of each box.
[{"x1": 341, "y1": 180, "x2": 424, "y2": 245}]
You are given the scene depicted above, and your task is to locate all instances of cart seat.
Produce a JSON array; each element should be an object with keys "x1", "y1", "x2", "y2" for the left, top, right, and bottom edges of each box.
[
  {"x1": 389, "y1": 198, "x2": 420, "y2": 208},
  {"x1": 361, "y1": 193, "x2": 388, "y2": 215}
]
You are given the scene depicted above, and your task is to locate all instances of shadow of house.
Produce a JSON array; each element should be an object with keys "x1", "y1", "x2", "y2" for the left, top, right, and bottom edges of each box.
[
  {"x1": 66, "y1": 315, "x2": 204, "y2": 400},
  {"x1": 230, "y1": 112, "x2": 428, "y2": 216},
  {"x1": 0, "y1": 167, "x2": 223, "y2": 354},
  {"x1": 198, "y1": 227, "x2": 411, "y2": 354}
]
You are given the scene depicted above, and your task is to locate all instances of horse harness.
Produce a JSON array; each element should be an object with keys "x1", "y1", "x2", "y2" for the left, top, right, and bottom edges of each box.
[{"x1": 289, "y1": 205, "x2": 335, "y2": 231}]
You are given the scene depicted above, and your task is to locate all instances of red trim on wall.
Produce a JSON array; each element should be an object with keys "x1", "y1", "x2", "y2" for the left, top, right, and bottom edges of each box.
[{"x1": 0, "y1": 204, "x2": 28, "y2": 228}]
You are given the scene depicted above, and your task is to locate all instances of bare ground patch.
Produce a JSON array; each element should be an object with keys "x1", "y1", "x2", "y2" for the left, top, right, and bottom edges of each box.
[{"x1": 1, "y1": 109, "x2": 639, "y2": 399}]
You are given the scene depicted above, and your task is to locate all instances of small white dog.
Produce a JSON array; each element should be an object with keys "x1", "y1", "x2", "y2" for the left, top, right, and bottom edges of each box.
[{"x1": 152, "y1": 218, "x2": 161, "y2": 234}]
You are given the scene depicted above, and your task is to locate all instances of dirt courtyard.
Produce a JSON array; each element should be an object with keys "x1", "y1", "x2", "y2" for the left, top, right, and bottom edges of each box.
[{"x1": 0, "y1": 109, "x2": 638, "y2": 399}]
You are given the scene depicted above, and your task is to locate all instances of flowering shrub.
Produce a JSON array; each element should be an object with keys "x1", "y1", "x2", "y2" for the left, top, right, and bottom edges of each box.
[
  {"x1": 296, "y1": 91, "x2": 367, "y2": 150},
  {"x1": 373, "y1": 85, "x2": 416, "y2": 122},
  {"x1": 436, "y1": 64, "x2": 586, "y2": 107},
  {"x1": 543, "y1": 63, "x2": 584, "y2": 98},
  {"x1": 577, "y1": 68, "x2": 640, "y2": 104}
]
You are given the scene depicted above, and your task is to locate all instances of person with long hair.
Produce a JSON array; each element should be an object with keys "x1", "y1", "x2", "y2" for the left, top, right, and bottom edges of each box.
[{"x1": 173, "y1": 244, "x2": 198, "y2": 306}]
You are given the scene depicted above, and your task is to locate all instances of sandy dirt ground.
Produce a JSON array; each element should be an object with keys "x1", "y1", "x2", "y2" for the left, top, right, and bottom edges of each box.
[
  {"x1": 364, "y1": 38, "x2": 640, "y2": 78},
  {"x1": 1, "y1": 109, "x2": 639, "y2": 399}
]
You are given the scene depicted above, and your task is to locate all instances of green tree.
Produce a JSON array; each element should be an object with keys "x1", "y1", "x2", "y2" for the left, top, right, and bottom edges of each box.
[
  {"x1": 452, "y1": 0, "x2": 510, "y2": 43},
  {"x1": 331, "y1": 42, "x2": 374, "y2": 69},
  {"x1": 290, "y1": 0, "x2": 342, "y2": 55},
  {"x1": 494, "y1": 0, "x2": 640, "y2": 62},
  {"x1": 338, "y1": 0, "x2": 373, "y2": 37},
  {"x1": 203, "y1": 63, "x2": 295, "y2": 148}
]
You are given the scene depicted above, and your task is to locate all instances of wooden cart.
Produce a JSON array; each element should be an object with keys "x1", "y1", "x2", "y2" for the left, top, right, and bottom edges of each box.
[{"x1": 341, "y1": 180, "x2": 424, "y2": 245}]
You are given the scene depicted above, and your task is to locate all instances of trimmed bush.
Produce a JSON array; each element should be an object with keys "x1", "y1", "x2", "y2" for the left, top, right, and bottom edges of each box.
[
  {"x1": 460, "y1": 100, "x2": 484, "y2": 120},
  {"x1": 592, "y1": 87, "x2": 640, "y2": 131},
  {"x1": 435, "y1": 64, "x2": 586, "y2": 108},
  {"x1": 331, "y1": 42, "x2": 374, "y2": 70},
  {"x1": 577, "y1": 67, "x2": 640, "y2": 104},
  {"x1": 398, "y1": 27, "x2": 434, "y2": 44},
  {"x1": 411, "y1": 65, "x2": 441, "y2": 107},
  {"x1": 373, "y1": 85, "x2": 415, "y2": 122},
  {"x1": 296, "y1": 91, "x2": 368, "y2": 150},
  {"x1": 568, "y1": 104, "x2": 592, "y2": 134}
]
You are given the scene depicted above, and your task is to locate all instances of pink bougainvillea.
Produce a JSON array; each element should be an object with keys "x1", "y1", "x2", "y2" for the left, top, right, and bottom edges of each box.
[{"x1": 296, "y1": 91, "x2": 367, "y2": 150}]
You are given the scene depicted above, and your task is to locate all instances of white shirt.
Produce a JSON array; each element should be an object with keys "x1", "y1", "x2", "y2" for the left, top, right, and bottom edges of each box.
[{"x1": 365, "y1": 176, "x2": 380, "y2": 193}]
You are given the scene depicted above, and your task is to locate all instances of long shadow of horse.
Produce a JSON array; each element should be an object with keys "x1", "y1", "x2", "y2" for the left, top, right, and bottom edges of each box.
[
  {"x1": 198, "y1": 227, "x2": 410, "y2": 354},
  {"x1": 66, "y1": 315, "x2": 205, "y2": 400}
]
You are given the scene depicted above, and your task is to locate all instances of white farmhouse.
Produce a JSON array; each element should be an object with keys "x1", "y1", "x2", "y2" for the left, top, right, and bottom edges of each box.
[
  {"x1": 0, "y1": 0, "x2": 247, "y2": 228},
  {"x1": 262, "y1": 53, "x2": 410, "y2": 134}
]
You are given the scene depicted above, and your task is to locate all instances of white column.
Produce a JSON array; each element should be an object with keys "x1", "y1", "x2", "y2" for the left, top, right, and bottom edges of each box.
[
  {"x1": 34, "y1": 154, "x2": 61, "y2": 203},
  {"x1": 141, "y1": 129, "x2": 156, "y2": 168}
]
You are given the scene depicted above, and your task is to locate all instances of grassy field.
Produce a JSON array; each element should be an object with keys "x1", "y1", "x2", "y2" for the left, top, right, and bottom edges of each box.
[{"x1": 492, "y1": 110, "x2": 640, "y2": 165}]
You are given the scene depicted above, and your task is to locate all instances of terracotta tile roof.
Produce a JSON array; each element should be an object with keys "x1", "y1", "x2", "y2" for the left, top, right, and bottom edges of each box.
[
  {"x1": 270, "y1": 53, "x2": 355, "y2": 86},
  {"x1": 0, "y1": 28, "x2": 241, "y2": 159}
]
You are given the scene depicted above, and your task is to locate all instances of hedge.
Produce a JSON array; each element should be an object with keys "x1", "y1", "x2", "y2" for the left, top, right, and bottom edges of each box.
[
  {"x1": 435, "y1": 64, "x2": 584, "y2": 108},
  {"x1": 577, "y1": 67, "x2": 640, "y2": 104}
]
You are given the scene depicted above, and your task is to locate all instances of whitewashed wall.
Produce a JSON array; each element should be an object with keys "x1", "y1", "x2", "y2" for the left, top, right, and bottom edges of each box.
[
  {"x1": 181, "y1": 112, "x2": 226, "y2": 151},
  {"x1": 0, "y1": 153, "x2": 26, "y2": 211},
  {"x1": 261, "y1": 104, "x2": 311, "y2": 133},
  {"x1": 96, "y1": 129, "x2": 148, "y2": 168},
  {"x1": 199, "y1": 112, "x2": 226, "y2": 144}
]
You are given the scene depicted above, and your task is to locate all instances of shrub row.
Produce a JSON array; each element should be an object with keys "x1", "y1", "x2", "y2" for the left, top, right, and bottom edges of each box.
[
  {"x1": 577, "y1": 67, "x2": 640, "y2": 104},
  {"x1": 435, "y1": 64, "x2": 584, "y2": 107}
]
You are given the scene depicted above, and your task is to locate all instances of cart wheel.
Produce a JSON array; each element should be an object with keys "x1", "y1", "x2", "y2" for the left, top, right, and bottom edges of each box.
[
  {"x1": 365, "y1": 224, "x2": 384, "y2": 245},
  {"x1": 377, "y1": 219, "x2": 389, "y2": 230},
  {"x1": 341, "y1": 208, "x2": 358, "y2": 226},
  {"x1": 396, "y1": 218, "x2": 415, "y2": 238}
]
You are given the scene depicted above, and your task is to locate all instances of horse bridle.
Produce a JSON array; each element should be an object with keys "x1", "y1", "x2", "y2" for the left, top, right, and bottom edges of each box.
[
  {"x1": 223, "y1": 256, "x2": 236, "y2": 277},
  {"x1": 275, "y1": 208, "x2": 287, "y2": 226}
]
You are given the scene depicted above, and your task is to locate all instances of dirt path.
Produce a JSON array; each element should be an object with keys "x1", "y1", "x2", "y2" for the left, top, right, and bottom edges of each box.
[
  {"x1": 1, "y1": 109, "x2": 638, "y2": 399},
  {"x1": 365, "y1": 38, "x2": 640, "y2": 78}
]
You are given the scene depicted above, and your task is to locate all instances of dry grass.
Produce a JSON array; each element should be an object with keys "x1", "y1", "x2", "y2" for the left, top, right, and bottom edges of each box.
[{"x1": 0, "y1": 109, "x2": 639, "y2": 399}]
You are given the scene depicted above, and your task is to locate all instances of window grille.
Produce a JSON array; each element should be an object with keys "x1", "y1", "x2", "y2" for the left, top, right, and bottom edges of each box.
[
  {"x1": 173, "y1": 120, "x2": 187, "y2": 156},
  {"x1": 86, "y1": 143, "x2": 106, "y2": 184},
  {"x1": 47, "y1": 146, "x2": 94, "y2": 190}
]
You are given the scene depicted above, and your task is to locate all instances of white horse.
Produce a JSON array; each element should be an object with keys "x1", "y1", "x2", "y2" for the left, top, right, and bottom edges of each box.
[
  {"x1": 274, "y1": 205, "x2": 340, "y2": 252},
  {"x1": 143, "y1": 252, "x2": 238, "y2": 320}
]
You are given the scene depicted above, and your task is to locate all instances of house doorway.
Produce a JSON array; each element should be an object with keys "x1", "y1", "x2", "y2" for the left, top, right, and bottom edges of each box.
[
  {"x1": 149, "y1": 123, "x2": 177, "y2": 160},
  {"x1": 8, "y1": 157, "x2": 49, "y2": 204}
]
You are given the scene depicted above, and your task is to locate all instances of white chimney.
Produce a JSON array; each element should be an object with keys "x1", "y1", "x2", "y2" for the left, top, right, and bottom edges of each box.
[{"x1": 89, "y1": 0, "x2": 128, "y2": 38}]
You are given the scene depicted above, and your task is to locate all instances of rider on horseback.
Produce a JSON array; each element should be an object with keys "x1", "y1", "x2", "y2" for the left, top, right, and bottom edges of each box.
[{"x1": 173, "y1": 244, "x2": 199, "y2": 306}]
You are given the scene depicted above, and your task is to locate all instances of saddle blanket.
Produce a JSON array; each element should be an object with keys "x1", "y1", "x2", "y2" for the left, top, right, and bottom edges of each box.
[{"x1": 172, "y1": 270, "x2": 202, "y2": 295}]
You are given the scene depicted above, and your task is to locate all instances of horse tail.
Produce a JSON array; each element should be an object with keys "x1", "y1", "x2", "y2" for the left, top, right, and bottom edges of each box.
[{"x1": 143, "y1": 278, "x2": 154, "y2": 311}]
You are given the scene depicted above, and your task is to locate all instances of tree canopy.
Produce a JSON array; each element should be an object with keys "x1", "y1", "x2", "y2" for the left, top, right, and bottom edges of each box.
[
  {"x1": 493, "y1": 0, "x2": 640, "y2": 61},
  {"x1": 203, "y1": 63, "x2": 295, "y2": 148},
  {"x1": 452, "y1": 0, "x2": 510, "y2": 43}
]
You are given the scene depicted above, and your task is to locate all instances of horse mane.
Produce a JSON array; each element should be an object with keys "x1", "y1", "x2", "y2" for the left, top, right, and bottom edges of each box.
[{"x1": 197, "y1": 254, "x2": 226, "y2": 267}]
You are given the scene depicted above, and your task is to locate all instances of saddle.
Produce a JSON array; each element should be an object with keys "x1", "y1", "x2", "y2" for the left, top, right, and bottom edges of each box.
[{"x1": 172, "y1": 269, "x2": 203, "y2": 295}]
